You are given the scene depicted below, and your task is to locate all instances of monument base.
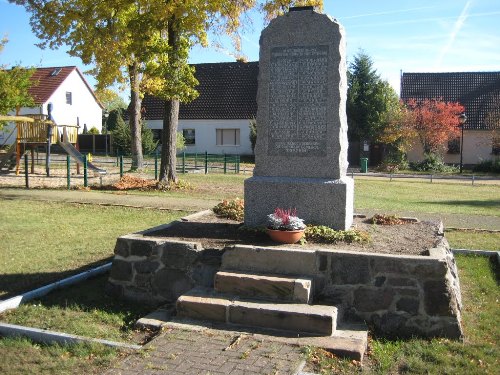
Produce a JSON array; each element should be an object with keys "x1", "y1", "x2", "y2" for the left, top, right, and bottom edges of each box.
[{"x1": 244, "y1": 176, "x2": 354, "y2": 230}]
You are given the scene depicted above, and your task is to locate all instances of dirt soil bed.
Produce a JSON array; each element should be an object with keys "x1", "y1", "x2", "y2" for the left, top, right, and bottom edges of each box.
[{"x1": 146, "y1": 211, "x2": 444, "y2": 256}]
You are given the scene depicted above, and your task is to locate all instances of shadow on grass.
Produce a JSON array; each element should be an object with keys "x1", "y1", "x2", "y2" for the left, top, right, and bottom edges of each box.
[
  {"x1": 33, "y1": 274, "x2": 152, "y2": 332},
  {"x1": 490, "y1": 255, "x2": 500, "y2": 286},
  {"x1": 0, "y1": 257, "x2": 113, "y2": 300},
  {"x1": 421, "y1": 199, "x2": 500, "y2": 210}
]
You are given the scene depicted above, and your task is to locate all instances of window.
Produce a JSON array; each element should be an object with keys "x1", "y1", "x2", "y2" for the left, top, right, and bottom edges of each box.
[
  {"x1": 183, "y1": 129, "x2": 195, "y2": 145},
  {"x1": 66, "y1": 92, "x2": 72, "y2": 105},
  {"x1": 447, "y1": 138, "x2": 460, "y2": 154},
  {"x1": 216, "y1": 129, "x2": 240, "y2": 146}
]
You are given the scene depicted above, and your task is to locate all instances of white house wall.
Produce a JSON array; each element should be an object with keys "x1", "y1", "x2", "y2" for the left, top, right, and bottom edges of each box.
[
  {"x1": 407, "y1": 130, "x2": 498, "y2": 165},
  {"x1": 147, "y1": 119, "x2": 253, "y2": 155},
  {"x1": 44, "y1": 70, "x2": 102, "y2": 133},
  {"x1": 1, "y1": 70, "x2": 102, "y2": 144}
]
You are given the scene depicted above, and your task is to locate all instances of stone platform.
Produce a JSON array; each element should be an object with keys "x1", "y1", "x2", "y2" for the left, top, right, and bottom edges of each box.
[
  {"x1": 244, "y1": 175, "x2": 354, "y2": 230},
  {"x1": 107, "y1": 210, "x2": 463, "y2": 342}
]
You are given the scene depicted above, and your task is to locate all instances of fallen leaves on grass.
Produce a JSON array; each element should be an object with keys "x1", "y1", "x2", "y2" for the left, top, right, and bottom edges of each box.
[
  {"x1": 112, "y1": 175, "x2": 157, "y2": 190},
  {"x1": 305, "y1": 347, "x2": 362, "y2": 374},
  {"x1": 95, "y1": 175, "x2": 193, "y2": 191}
]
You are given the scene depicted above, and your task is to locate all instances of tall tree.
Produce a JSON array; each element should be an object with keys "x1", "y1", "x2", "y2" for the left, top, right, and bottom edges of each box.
[
  {"x1": 347, "y1": 51, "x2": 399, "y2": 145},
  {"x1": 0, "y1": 37, "x2": 35, "y2": 118},
  {"x1": 377, "y1": 100, "x2": 416, "y2": 165},
  {"x1": 405, "y1": 98, "x2": 464, "y2": 155},
  {"x1": 10, "y1": 0, "x2": 166, "y2": 170},
  {"x1": 148, "y1": 0, "x2": 323, "y2": 184},
  {"x1": 95, "y1": 88, "x2": 127, "y2": 113},
  {"x1": 12, "y1": 0, "x2": 323, "y2": 178}
]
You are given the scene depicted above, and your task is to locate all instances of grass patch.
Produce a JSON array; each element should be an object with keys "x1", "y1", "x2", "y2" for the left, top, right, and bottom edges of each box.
[
  {"x1": 104, "y1": 174, "x2": 500, "y2": 217},
  {"x1": 0, "y1": 274, "x2": 152, "y2": 343},
  {"x1": 0, "y1": 337, "x2": 118, "y2": 375},
  {"x1": 446, "y1": 230, "x2": 500, "y2": 251},
  {"x1": 0, "y1": 199, "x2": 185, "y2": 297},
  {"x1": 354, "y1": 177, "x2": 500, "y2": 216},
  {"x1": 305, "y1": 254, "x2": 500, "y2": 374}
]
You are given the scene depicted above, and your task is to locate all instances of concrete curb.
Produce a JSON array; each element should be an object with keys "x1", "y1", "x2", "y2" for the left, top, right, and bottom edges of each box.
[
  {"x1": 447, "y1": 227, "x2": 500, "y2": 233},
  {"x1": 0, "y1": 263, "x2": 112, "y2": 313},
  {"x1": 0, "y1": 322, "x2": 142, "y2": 350},
  {"x1": 451, "y1": 249, "x2": 500, "y2": 264}
]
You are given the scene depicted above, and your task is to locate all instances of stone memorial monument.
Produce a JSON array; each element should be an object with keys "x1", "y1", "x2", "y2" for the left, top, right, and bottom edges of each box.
[{"x1": 244, "y1": 6, "x2": 353, "y2": 230}]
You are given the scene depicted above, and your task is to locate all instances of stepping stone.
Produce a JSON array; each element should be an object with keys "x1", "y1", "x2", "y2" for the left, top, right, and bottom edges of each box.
[
  {"x1": 214, "y1": 271, "x2": 312, "y2": 303},
  {"x1": 176, "y1": 287, "x2": 337, "y2": 336}
]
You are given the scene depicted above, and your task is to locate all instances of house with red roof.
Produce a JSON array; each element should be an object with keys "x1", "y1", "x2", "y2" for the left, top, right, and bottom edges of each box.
[{"x1": 0, "y1": 66, "x2": 102, "y2": 144}]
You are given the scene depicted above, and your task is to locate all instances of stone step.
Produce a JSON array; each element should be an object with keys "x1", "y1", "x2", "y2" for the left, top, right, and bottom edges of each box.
[
  {"x1": 221, "y1": 245, "x2": 318, "y2": 276},
  {"x1": 214, "y1": 271, "x2": 312, "y2": 304},
  {"x1": 176, "y1": 287, "x2": 337, "y2": 336}
]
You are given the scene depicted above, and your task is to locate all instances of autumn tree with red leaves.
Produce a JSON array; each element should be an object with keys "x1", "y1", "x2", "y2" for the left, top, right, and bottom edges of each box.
[{"x1": 406, "y1": 98, "x2": 465, "y2": 155}]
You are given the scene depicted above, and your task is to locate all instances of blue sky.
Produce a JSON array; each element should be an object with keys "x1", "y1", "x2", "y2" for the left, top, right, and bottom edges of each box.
[{"x1": 1, "y1": 0, "x2": 499, "y2": 99}]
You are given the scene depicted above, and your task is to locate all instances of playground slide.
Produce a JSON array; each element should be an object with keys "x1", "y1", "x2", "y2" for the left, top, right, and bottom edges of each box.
[{"x1": 58, "y1": 140, "x2": 106, "y2": 175}]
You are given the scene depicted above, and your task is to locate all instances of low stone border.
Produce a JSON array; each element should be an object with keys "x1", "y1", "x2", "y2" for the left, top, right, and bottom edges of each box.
[
  {"x1": 0, "y1": 322, "x2": 141, "y2": 350},
  {"x1": 452, "y1": 249, "x2": 500, "y2": 264}
]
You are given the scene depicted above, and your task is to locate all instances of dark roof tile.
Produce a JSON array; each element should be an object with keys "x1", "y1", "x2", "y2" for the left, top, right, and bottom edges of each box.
[{"x1": 141, "y1": 61, "x2": 258, "y2": 120}]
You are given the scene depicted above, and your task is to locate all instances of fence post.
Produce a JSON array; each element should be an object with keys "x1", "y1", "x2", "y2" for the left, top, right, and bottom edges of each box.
[
  {"x1": 119, "y1": 155, "x2": 124, "y2": 178},
  {"x1": 236, "y1": 155, "x2": 240, "y2": 173},
  {"x1": 223, "y1": 153, "x2": 227, "y2": 174},
  {"x1": 67, "y1": 155, "x2": 71, "y2": 190},
  {"x1": 205, "y1": 151, "x2": 208, "y2": 174},
  {"x1": 182, "y1": 151, "x2": 186, "y2": 174},
  {"x1": 472, "y1": 175, "x2": 475, "y2": 186},
  {"x1": 430, "y1": 174, "x2": 433, "y2": 183},
  {"x1": 83, "y1": 154, "x2": 88, "y2": 187},
  {"x1": 24, "y1": 154, "x2": 29, "y2": 189},
  {"x1": 195, "y1": 153, "x2": 198, "y2": 169},
  {"x1": 154, "y1": 150, "x2": 158, "y2": 180}
]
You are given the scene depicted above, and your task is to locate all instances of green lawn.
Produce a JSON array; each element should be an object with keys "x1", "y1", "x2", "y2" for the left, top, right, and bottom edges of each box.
[
  {"x1": 0, "y1": 176, "x2": 498, "y2": 374},
  {"x1": 99, "y1": 173, "x2": 500, "y2": 218},
  {"x1": 354, "y1": 177, "x2": 500, "y2": 216},
  {"x1": 446, "y1": 230, "x2": 500, "y2": 251},
  {"x1": 1, "y1": 274, "x2": 150, "y2": 343},
  {"x1": 0, "y1": 199, "x2": 185, "y2": 297}
]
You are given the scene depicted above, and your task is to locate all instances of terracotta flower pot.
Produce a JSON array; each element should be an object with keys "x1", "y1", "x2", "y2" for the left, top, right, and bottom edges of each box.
[{"x1": 267, "y1": 228, "x2": 305, "y2": 244}]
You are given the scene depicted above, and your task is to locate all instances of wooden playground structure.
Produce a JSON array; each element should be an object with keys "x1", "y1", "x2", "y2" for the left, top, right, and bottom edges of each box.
[{"x1": 0, "y1": 115, "x2": 79, "y2": 175}]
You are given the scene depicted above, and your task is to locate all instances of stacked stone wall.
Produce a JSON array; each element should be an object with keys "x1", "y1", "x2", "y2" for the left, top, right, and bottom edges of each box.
[
  {"x1": 315, "y1": 241, "x2": 462, "y2": 338},
  {"x1": 107, "y1": 234, "x2": 462, "y2": 338},
  {"x1": 106, "y1": 233, "x2": 223, "y2": 306}
]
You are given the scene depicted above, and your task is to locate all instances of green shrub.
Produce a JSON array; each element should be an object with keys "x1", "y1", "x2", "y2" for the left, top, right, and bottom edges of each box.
[
  {"x1": 410, "y1": 153, "x2": 458, "y2": 173},
  {"x1": 378, "y1": 149, "x2": 409, "y2": 172},
  {"x1": 112, "y1": 114, "x2": 157, "y2": 156},
  {"x1": 472, "y1": 159, "x2": 500, "y2": 173},
  {"x1": 305, "y1": 225, "x2": 370, "y2": 244},
  {"x1": 87, "y1": 126, "x2": 100, "y2": 135}
]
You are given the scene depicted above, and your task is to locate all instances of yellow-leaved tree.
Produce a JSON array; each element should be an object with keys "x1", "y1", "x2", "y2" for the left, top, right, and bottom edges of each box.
[{"x1": 11, "y1": 0, "x2": 323, "y2": 177}]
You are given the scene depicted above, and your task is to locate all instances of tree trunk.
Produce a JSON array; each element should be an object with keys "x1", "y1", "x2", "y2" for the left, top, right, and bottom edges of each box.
[
  {"x1": 128, "y1": 62, "x2": 143, "y2": 170},
  {"x1": 159, "y1": 99, "x2": 179, "y2": 183},
  {"x1": 158, "y1": 21, "x2": 180, "y2": 184}
]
